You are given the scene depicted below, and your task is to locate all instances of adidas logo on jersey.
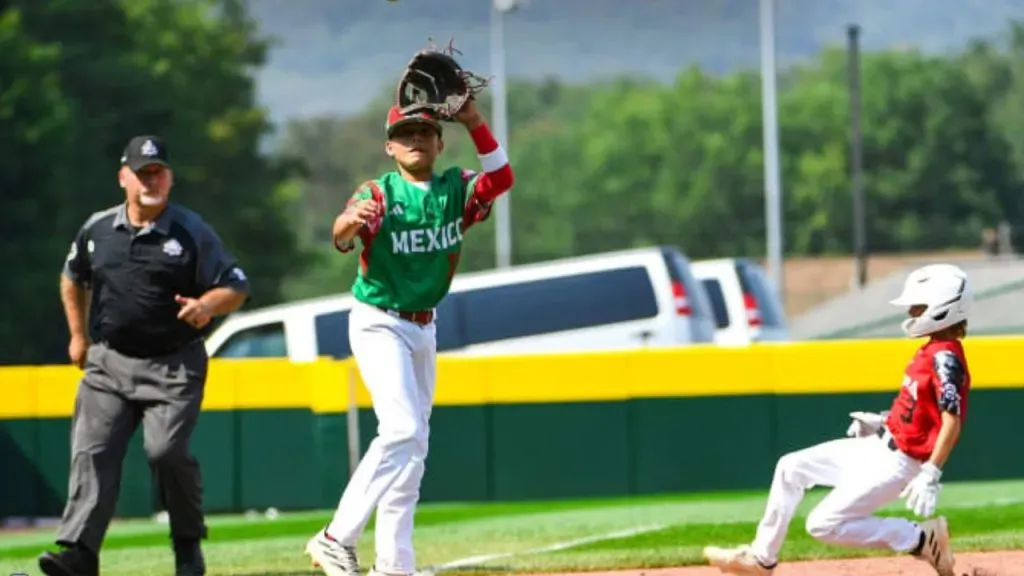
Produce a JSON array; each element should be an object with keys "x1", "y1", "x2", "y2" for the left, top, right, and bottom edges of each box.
[{"x1": 391, "y1": 218, "x2": 464, "y2": 254}]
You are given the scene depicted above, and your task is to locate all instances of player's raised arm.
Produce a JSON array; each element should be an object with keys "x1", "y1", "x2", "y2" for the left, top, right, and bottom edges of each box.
[{"x1": 455, "y1": 100, "x2": 514, "y2": 203}]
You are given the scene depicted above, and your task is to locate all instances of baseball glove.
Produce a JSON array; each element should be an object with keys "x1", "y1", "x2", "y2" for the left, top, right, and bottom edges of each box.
[{"x1": 396, "y1": 38, "x2": 490, "y2": 121}]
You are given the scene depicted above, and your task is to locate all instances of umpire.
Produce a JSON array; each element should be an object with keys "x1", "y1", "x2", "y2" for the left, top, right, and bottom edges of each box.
[{"x1": 39, "y1": 135, "x2": 250, "y2": 576}]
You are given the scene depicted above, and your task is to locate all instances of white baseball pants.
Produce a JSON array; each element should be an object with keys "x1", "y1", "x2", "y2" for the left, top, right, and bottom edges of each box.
[
  {"x1": 327, "y1": 301, "x2": 437, "y2": 574},
  {"x1": 750, "y1": 434, "x2": 924, "y2": 566}
]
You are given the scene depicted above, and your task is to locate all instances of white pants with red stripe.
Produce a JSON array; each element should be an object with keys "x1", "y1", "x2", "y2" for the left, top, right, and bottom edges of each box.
[
  {"x1": 326, "y1": 301, "x2": 437, "y2": 574},
  {"x1": 751, "y1": 433, "x2": 924, "y2": 565}
]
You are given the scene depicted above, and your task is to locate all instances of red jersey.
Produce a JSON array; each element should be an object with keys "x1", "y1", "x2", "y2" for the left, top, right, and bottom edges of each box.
[{"x1": 885, "y1": 339, "x2": 970, "y2": 461}]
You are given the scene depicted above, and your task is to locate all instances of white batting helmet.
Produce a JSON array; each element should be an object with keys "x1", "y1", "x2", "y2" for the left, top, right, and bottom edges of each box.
[{"x1": 889, "y1": 264, "x2": 972, "y2": 338}]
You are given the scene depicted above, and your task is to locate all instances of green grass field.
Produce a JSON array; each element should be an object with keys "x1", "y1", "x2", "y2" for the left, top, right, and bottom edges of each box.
[{"x1": 2, "y1": 479, "x2": 1022, "y2": 576}]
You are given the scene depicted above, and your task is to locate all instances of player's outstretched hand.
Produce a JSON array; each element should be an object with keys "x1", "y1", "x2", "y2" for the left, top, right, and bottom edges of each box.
[{"x1": 901, "y1": 463, "x2": 942, "y2": 518}]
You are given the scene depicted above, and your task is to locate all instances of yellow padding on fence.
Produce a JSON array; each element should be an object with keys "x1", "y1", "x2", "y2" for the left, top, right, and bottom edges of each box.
[
  {"x1": 629, "y1": 345, "x2": 776, "y2": 397},
  {"x1": 771, "y1": 339, "x2": 921, "y2": 394},
  {"x1": 4, "y1": 335, "x2": 1024, "y2": 418},
  {"x1": 0, "y1": 367, "x2": 36, "y2": 418}
]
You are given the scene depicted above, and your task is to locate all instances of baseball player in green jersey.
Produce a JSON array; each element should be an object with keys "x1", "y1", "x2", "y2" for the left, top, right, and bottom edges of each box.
[{"x1": 305, "y1": 100, "x2": 514, "y2": 576}]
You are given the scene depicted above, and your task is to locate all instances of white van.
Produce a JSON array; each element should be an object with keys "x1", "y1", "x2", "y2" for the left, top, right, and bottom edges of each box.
[
  {"x1": 204, "y1": 246, "x2": 718, "y2": 361},
  {"x1": 690, "y1": 258, "x2": 790, "y2": 346}
]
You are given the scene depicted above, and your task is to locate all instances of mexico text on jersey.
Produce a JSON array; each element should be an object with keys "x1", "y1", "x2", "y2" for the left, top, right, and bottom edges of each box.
[{"x1": 390, "y1": 218, "x2": 465, "y2": 254}]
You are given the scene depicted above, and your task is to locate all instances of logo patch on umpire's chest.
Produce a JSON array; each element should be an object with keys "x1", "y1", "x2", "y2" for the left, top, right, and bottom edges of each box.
[{"x1": 162, "y1": 238, "x2": 183, "y2": 257}]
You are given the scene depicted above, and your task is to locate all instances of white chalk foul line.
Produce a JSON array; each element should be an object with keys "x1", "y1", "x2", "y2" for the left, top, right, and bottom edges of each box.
[{"x1": 430, "y1": 523, "x2": 668, "y2": 573}]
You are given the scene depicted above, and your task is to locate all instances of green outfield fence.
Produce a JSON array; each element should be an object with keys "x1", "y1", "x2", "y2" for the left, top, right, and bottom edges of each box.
[{"x1": 2, "y1": 337, "x2": 1023, "y2": 520}]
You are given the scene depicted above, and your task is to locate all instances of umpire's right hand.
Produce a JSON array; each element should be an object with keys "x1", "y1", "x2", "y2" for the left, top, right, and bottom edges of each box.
[{"x1": 69, "y1": 334, "x2": 89, "y2": 369}]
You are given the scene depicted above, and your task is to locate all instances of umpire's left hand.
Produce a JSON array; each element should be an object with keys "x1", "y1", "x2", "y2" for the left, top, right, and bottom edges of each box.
[{"x1": 175, "y1": 295, "x2": 213, "y2": 329}]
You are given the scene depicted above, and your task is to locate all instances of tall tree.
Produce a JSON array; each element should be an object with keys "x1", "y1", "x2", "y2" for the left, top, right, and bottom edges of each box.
[{"x1": 0, "y1": 0, "x2": 305, "y2": 364}]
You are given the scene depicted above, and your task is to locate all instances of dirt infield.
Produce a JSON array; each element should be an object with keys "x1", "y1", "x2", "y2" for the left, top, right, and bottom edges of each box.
[{"x1": 526, "y1": 550, "x2": 1024, "y2": 576}]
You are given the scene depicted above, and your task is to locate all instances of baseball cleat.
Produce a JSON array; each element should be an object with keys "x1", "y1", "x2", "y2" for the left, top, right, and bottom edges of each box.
[
  {"x1": 913, "y1": 516, "x2": 955, "y2": 576},
  {"x1": 703, "y1": 545, "x2": 775, "y2": 575},
  {"x1": 305, "y1": 529, "x2": 360, "y2": 576}
]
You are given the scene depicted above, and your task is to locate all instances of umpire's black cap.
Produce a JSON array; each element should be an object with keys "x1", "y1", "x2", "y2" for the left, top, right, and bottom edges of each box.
[{"x1": 120, "y1": 135, "x2": 171, "y2": 171}]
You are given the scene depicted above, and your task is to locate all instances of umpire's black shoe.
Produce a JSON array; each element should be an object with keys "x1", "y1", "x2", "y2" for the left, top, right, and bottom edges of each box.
[
  {"x1": 173, "y1": 539, "x2": 206, "y2": 576},
  {"x1": 38, "y1": 544, "x2": 99, "y2": 576}
]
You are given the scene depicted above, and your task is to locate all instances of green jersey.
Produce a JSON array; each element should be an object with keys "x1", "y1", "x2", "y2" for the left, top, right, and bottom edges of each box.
[{"x1": 344, "y1": 167, "x2": 486, "y2": 311}]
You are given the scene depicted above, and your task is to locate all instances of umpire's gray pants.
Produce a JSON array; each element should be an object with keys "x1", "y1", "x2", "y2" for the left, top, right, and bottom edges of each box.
[{"x1": 55, "y1": 340, "x2": 208, "y2": 554}]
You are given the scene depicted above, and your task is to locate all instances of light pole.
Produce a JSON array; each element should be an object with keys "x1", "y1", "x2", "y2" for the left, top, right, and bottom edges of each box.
[
  {"x1": 490, "y1": 0, "x2": 519, "y2": 269},
  {"x1": 847, "y1": 24, "x2": 867, "y2": 289},
  {"x1": 759, "y1": 0, "x2": 784, "y2": 296}
]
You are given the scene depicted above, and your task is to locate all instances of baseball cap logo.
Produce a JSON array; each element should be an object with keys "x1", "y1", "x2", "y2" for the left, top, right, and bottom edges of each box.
[
  {"x1": 121, "y1": 135, "x2": 170, "y2": 170},
  {"x1": 140, "y1": 139, "x2": 159, "y2": 157}
]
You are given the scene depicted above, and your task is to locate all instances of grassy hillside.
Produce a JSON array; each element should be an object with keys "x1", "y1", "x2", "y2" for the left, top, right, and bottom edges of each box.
[{"x1": 247, "y1": 0, "x2": 1024, "y2": 122}]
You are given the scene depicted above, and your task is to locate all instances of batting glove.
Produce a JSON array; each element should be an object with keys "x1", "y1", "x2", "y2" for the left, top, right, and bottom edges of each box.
[
  {"x1": 900, "y1": 462, "x2": 942, "y2": 518},
  {"x1": 846, "y1": 411, "x2": 886, "y2": 438}
]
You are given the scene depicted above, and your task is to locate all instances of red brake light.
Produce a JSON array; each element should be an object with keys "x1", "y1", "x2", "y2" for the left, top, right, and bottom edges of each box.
[
  {"x1": 744, "y1": 293, "x2": 762, "y2": 327},
  {"x1": 671, "y1": 280, "x2": 691, "y2": 315}
]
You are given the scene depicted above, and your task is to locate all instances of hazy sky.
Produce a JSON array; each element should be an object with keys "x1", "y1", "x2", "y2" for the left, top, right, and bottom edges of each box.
[{"x1": 246, "y1": 0, "x2": 1024, "y2": 122}]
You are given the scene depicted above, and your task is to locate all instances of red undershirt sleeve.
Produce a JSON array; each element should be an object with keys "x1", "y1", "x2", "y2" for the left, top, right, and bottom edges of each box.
[{"x1": 460, "y1": 123, "x2": 514, "y2": 229}]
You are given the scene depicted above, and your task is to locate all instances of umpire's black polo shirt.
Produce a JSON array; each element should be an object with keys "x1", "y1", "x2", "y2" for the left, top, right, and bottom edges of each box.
[{"x1": 62, "y1": 202, "x2": 249, "y2": 358}]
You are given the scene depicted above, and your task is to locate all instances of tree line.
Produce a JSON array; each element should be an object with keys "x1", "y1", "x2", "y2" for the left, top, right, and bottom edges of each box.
[
  {"x1": 4, "y1": 0, "x2": 1024, "y2": 363},
  {"x1": 2, "y1": 0, "x2": 303, "y2": 364},
  {"x1": 277, "y1": 24, "x2": 1024, "y2": 303}
]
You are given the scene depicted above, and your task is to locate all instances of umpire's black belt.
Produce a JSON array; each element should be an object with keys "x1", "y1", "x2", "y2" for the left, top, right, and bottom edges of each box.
[{"x1": 101, "y1": 337, "x2": 201, "y2": 359}]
